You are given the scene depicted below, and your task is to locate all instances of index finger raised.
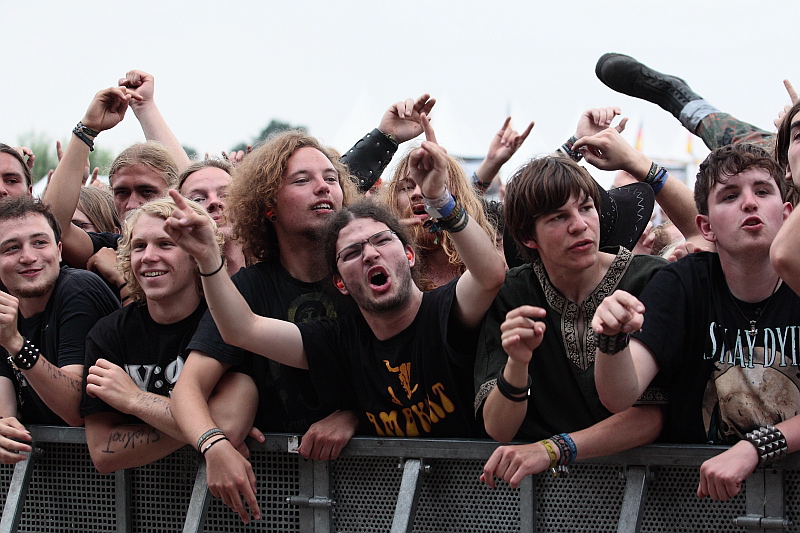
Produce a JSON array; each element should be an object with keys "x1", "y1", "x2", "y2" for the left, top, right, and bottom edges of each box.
[
  {"x1": 785, "y1": 80, "x2": 798, "y2": 104},
  {"x1": 420, "y1": 112, "x2": 437, "y2": 144}
]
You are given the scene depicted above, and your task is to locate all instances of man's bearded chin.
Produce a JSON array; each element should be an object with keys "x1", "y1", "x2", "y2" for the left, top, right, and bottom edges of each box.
[
  {"x1": 409, "y1": 222, "x2": 439, "y2": 252},
  {"x1": 15, "y1": 277, "x2": 57, "y2": 299}
]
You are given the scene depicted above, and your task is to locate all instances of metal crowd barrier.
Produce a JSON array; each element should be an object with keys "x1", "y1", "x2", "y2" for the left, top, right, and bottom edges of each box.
[{"x1": 0, "y1": 426, "x2": 798, "y2": 532}]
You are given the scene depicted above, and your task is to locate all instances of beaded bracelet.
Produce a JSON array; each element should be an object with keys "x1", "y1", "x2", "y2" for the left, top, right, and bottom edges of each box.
[
  {"x1": 550, "y1": 433, "x2": 577, "y2": 466},
  {"x1": 745, "y1": 425, "x2": 788, "y2": 466},
  {"x1": 7, "y1": 337, "x2": 40, "y2": 370},
  {"x1": 196, "y1": 428, "x2": 225, "y2": 451}
]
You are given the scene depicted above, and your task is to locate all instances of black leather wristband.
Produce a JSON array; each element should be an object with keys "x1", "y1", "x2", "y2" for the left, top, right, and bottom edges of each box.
[{"x1": 495, "y1": 365, "x2": 531, "y2": 402}]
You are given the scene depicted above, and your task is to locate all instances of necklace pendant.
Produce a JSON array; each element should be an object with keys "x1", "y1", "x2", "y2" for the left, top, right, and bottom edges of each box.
[{"x1": 748, "y1": 320, "x2": 758, "y2": 338}]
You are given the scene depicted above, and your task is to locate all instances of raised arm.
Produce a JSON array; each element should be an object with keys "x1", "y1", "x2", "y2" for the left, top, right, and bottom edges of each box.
[
  {"x1": 573, "y1": 128, "x2": 707, "y2": 248},
  {"x1": 164, "y1": 190, "x2": 306, "y2": 367},
  {"x1": 473, "y1": 117, "x2": 534, "y2": 192},
  {"x1": 771, "y1": 206, "x2": 800, "y2": 293},
  {"x1": 408, "y1": 115, "x2": 506, "y2": 327},
  {"x1": 342, "y1": 94, "x2": 436, "y2": 192},
  {"x1": 591, "y1": 290, "x2": 660, "y2": 413},
  {"x1": 120, "y1": 70, "x2": 192, "y2": 171},
  {"x1": 43, "y1": 87, "x2": 140, "y2": 268}
]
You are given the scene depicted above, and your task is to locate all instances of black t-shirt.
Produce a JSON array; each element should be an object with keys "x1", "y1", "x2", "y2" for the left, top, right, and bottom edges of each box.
[
  {"x1": 0, "y1": 267, "x2": 120, "y2": 425},
  {"x1": 474, "y1": 249, "x2": 666, "y2": 441},
  {"x1": 80, "y1": 301, "x2": 208, "y2": 420},
  {"x1": 634, "y1": 252, "x2": 800, "y2": 444},
  {"x1": 298, "y1": 279, "x2": 480, "y2": 438},
  {"x1": 187, "y1": 260, "x2": 357, "y2": 433}
]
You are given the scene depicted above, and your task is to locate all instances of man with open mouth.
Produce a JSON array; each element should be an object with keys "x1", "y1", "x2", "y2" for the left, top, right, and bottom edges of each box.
[
  {"x1": 594, "y1": 142, "x2": 800, "y2": 502},
  {"x1": 166, "y1": 127, "x2": 506, "y2": 518}
]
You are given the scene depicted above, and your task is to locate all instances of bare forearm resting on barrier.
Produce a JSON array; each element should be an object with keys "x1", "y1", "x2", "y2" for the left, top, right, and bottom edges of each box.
[
  {"x1": 24, "y1": 360, "x2": 84, "y2": 426},
  {"x1": 86, "y1": 415, "x2": 185, "y2": 473}
]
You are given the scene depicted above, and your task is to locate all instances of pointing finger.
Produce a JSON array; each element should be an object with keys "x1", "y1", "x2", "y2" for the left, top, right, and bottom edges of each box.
[
  {"x1": 420, "y1": 113, "x2": 438, "y2": 144},
  {"x1": 785, "y1": 80, "x2": 798, "y2": 104}
]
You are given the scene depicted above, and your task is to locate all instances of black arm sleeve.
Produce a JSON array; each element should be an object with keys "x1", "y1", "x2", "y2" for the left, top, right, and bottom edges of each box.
[{"x1": 341, "y1": 129, "x2": 398, "y2": 192}]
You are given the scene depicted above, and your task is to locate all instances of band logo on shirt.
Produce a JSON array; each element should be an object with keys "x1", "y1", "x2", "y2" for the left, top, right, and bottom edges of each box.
[
  {"x1": 384, "y1": 360, "x2": 418, "y2": 404},
  {"x1": 365, "y1": 381, "x2": 455, "y2": 437},
  {"x1": 705, "y1": 323, "x2": 800, "y2": 368},
  {"x1": 703, "y1": 323, "x2": 800, "y2": 442},
  {"x1": 125, "y1": 356, "x2": 185, "y2": 395}
]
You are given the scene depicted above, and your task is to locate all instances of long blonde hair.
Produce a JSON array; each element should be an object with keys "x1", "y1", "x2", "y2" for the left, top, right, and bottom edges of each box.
[
  {"x1": 118, "y1": 198, "x2": 223, "y2": 302},
  {"x1": 380, "y1": 147, "x2": 497, "y2": 287}
]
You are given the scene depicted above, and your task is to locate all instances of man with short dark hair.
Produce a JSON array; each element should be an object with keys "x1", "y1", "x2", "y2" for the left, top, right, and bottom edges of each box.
[
  {"x1": 475, "y1": 154, "x2": 667, "y2": 488},
  {"x1": 594, "y1": 142, "x2": 800, "y2": 501},
  {"x1": 0, "y1": 197, "x2": 119, "y2": 464}
]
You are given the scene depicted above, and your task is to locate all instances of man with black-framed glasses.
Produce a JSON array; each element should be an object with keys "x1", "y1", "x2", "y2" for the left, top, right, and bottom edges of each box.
[{"x1": 167, "y1": 135, "x2": 505, "y2": 520}]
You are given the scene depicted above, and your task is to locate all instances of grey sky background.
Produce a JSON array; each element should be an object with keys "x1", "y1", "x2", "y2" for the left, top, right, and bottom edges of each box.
[{"x1": 4, "y1": 1, "x2": 798, "y2": 188}]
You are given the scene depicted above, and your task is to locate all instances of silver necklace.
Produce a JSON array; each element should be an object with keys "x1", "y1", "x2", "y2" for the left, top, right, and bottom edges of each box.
[{"x1": 727, "y1": 278, "x2": 781, "y2": 338}]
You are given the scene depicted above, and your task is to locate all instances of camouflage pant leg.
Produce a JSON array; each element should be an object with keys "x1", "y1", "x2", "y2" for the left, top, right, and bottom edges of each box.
[{"x1": 695, "y1": 112, "x2": 774, "y2": 151}]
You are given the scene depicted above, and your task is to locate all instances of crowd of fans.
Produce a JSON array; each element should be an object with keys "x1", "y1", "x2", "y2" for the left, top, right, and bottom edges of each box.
[{"x1": 1, "y1": 52, "x2": 799, "y2": 524}]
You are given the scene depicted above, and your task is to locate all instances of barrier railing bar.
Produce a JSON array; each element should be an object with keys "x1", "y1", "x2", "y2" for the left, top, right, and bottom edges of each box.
[
  {"x1": 519, "y1": 474, "x2": 535, "y2": 533},
  {"x1": 182, "y1": 461, "x2": 212, "y2": 533},
  {"x1": 312, "y1": 459, "x2": 332, "y2": 533},
  {"x1": 16, "y1": 426, "x2": 800, "y2": 532},
  {"x1": 390, "y1": 458, "x2": 425, "y2": 533},
  {"x1": 115, "y1": 469, "x2": 132, "y2": 533},
  {"x1": 0, "y1": 457, "x2": 33, "y2": 533},
  {"x1": 617, "y1": 465, "x2": 648, "y2": 533}
]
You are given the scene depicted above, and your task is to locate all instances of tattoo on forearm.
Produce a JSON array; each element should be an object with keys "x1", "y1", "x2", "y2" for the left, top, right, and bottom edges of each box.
[
  {"x1": 102, "y1": 427, "x2": 161, "y2": 454},
  {"x1": 41, "y1": 358, "x2": 83, "y2": 392}
]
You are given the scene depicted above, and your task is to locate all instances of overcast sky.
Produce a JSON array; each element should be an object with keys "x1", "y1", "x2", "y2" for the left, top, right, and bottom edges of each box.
[{"x1": 4, "y1": 1, "x2": 798, "y2": 188}]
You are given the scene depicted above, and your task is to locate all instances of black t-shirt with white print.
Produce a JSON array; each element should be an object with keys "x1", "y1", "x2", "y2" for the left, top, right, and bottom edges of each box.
[
  {"x1": 634, "y1": 252, "x2": 800, "y2": 444},
  {"x1": 80, "y1": 301, "x2": 207, "y2": 420}
]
